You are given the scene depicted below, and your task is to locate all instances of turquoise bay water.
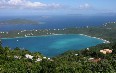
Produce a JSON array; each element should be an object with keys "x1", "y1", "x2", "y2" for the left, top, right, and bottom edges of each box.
[{"x1": 1, "y1": 34, "x2": 104, "y2": 57}]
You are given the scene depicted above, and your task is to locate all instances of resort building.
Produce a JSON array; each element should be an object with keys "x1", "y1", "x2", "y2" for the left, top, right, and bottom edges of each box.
[{"x1": 100, "y1": 49, "x2": 112, "y2": 54}]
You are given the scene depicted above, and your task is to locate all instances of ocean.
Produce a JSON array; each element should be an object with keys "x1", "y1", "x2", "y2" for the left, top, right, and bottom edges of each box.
[
  {"x1": 0, "y1": 15, "x2": 116, "y2": 31},
  {"x1": 1, "y1": 34, "x2": 104, "y2": 57}
]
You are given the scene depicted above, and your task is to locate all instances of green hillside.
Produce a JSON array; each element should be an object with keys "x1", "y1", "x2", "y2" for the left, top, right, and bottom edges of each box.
[{"x1": 0, "y1": 22, "x2": 116, "y2": 73}]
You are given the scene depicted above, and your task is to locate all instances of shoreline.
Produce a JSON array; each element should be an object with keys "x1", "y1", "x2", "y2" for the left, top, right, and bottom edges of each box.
[
  {"x1": 0, "y1": 34, "x2": 110, "y2": 44},
  {"x1": 79, "y1": 34, "x2": 110, "y2": 44},
  {"x1": 0, "y1": 34, "x2": 64, "y2": 39}
]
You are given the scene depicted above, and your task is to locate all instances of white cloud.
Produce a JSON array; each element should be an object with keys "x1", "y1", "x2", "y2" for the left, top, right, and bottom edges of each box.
[
  {"x1": 0, "y1": 0, "x2": 62, "y2": 9},
  {"x1": 24, "y1": 1, "x2": 47, "y2": 8},
  {"x1": 79, "y1": 3, "x2": 91, "y2": 9},
  {"x1": 8, "y1": 0, "x2": 24, "y2": 5},
  {"x1": 49, "y1": 3, "x2": 62, "y2": 8}
]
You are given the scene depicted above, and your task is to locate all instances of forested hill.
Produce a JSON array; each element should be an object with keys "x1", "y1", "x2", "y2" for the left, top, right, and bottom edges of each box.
[
  {"x1": 0, "y1": 18, "x2": 39, "y2": 25},
  {"x1": 0, "y1": 41, "x2": 116, "y2": 73}
]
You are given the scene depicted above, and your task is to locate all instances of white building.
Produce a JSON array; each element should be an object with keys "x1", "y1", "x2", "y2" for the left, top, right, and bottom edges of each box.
[
  {"x1": 35, "y1": 58, "x2": 42, "y2": 62},
  {"x1": 25, "y1": 54, "x2": 33, "y2": 59}
]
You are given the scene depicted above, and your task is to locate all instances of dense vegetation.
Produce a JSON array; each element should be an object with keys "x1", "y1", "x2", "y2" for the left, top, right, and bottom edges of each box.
[
  {"x1": 0, "y1": 22, "x2": 116, "y2": 73},
  {"x1": 0, "y1": 41, "x2": 116, "y2": 73}
]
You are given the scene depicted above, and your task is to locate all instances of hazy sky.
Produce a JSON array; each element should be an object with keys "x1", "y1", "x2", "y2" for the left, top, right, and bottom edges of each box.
[{"x1": 0, "y1": 0, "x2": 116, "y2": 16}]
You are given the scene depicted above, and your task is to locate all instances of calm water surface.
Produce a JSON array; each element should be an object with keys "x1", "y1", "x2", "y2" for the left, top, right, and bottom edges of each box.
[
  {"x1": 1, "y1": 34, "x2": 104, "y2": 57},
  {"x1": 0, "y1": 15, "x2": 116, "y2": 31}
]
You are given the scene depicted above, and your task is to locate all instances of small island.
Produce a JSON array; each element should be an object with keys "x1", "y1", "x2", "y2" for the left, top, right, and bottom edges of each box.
[{"x1": 0, "y1": 18, "x2": 41, "y2": 25}]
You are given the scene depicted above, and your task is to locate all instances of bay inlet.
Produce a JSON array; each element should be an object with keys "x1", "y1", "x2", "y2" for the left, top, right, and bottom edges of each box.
[{"x1": 1, "y1": 34, "x2": 105, "y2": 57}]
